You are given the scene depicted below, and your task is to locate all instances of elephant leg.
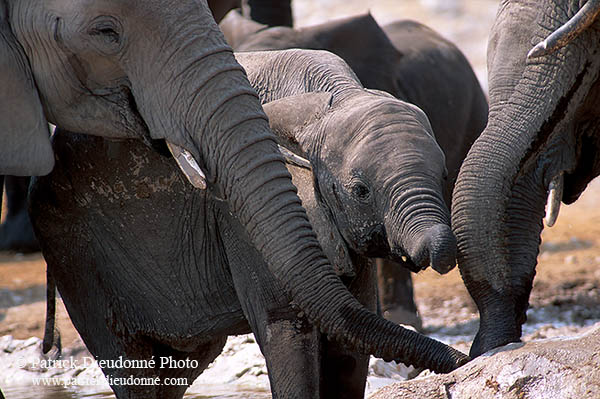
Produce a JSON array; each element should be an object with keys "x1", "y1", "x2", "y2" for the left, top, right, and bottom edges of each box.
[
  {"x1": 53, "y1": 256, "x2": 226, "y2": 399},
  {"x1": 229, "y1": 266, "x2": 322, "y2": 398},
  {"x1": 151, "y1": 338, "x2": 227, "y2": 399},
  {"x1": 0, "y1": 176, "x2": 39, "y2": 252},
  {"x1": 253, "y1": 314, "x2": 321, "y2": 398},
  {"x1": 320, "y1": 257, "x2": 376, "y2": 399},
  {"x1": 221, "y1": 216, "x2": 321, "y2": 398},
  {"x1": 376, "y1": 258, "x2": 422, "y2": 331}
]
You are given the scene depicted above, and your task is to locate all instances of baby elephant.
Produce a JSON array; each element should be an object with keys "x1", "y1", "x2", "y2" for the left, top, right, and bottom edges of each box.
[
  {"x1": 32, "y1": 49, "x2": 463, "y2": 399},
  {"x1": 237, "y1": 49, "x2": 456, "y2": 274},
  {"x1": 220, "y1": 11, "x2": 489, "y2": 325}
]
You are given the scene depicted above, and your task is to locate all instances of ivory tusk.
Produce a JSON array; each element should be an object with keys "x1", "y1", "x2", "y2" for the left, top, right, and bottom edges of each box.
[
  {"x1": 166, "y1": 142, "x2": 207, "y2": 190},
  {"x1": 544, "y1": 172, "x2": 564, "y2": 227},
  {"x1": 528, "y1": 0, "x2": 600, "y2": 59},
  {"x1": 278, "y1": 145, "x2": 312, "y2": 169}
]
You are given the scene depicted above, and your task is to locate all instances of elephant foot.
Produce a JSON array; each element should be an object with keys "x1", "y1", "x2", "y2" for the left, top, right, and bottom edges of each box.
[
  {"x1": 0, "y1": 211, "x2": 40, "y2": 253},
  {"x1": 383, "y1": 306, "x2": 423, "y2": 332}
]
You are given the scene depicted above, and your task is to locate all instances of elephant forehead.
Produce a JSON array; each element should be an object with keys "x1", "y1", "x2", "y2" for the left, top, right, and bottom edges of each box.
[{"x1": 324, "y1": 99, "x2": 437, "y2": 151}]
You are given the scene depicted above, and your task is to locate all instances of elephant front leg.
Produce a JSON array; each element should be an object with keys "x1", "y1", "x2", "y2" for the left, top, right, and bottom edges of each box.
[
  {"x1": 222, "y1": 216, "x2": 323, "y2": 397},
  {"x1": 256, "y1": 314, "x2": 322, "y2": 398}
]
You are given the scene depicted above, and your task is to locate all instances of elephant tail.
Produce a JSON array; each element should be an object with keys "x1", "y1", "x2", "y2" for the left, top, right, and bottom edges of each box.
[{"x1": 42, "y1": 268, "x2": 61, "y2": 356}]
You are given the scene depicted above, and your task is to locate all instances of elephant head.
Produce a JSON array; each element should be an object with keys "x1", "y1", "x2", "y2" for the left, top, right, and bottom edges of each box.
[
  {"x1": 452, "y1": 0, "x2": 600, "y2": 357},
  {"x1": 0, "y1": 0, "x2": 467, "y2": 371},
  {"x1": 262, "y1": 90, "x2": 456, "y2": 275}
]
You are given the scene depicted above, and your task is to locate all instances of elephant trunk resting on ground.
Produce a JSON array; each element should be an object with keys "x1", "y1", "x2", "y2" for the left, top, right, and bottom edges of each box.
[
  {"x1": 33, "y1": 48, "x2": 466, "y2": 398},
  {"x1": 452, "y1": 0, "x2": 600, "y2": 357}
]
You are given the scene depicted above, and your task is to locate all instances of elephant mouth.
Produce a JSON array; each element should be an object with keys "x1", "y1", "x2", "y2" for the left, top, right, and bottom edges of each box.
[
  {"x1": 358, "y1": 225, "x2": 423, "y2": 273},
  {"x1": 389, "y1": 251, "x2": 424, "y2": 273}
]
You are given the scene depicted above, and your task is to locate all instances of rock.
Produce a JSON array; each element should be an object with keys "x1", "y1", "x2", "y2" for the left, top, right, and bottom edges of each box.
[{"x1": 369, "y1": 323, "x2": 600, "y2": 399}]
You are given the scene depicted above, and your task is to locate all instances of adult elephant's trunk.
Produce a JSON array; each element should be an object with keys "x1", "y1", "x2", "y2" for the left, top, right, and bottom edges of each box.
[
  {"x1": 452, "y1": 3, "x2": 599, "y2": 356},
  {"x1": 386, "y1": 183, "x2": 456, "y2": 275},
  {"x1": 128, "y1": 14, "x2": 467, "y2": 371}
]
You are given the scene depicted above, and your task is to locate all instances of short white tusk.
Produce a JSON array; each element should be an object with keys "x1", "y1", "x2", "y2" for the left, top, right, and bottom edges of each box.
[
  {"x1": 166, "y1": 142, "x2": 207, "y2": 190},
  {"x1": 278, "y1": 145, "x2": 312, "y2": 169},
  {"x1": 544, "y1": 172, "x2": 564, "y2": 227},
  {"x1": 528, "y1": 0, "x2": 600, "y2": 59}
]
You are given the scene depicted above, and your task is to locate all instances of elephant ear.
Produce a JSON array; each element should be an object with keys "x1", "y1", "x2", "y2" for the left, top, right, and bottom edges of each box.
[
  {"x1": 265, "y1": 93, "x2": 353, "y2": 277},
  {"x1": 287, "y1": 163, "x2": 355, "y2": 278},
  {"x1": 0, "y1": 6, "x2": 54, "y2": 176},
  {"x1": 262, "y1": 91, "x2": 333, "y2": 159}
]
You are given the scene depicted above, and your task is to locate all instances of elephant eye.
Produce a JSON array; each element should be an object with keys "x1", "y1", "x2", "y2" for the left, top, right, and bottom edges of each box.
[
  {"x1": 88, "y1": 17, "x2": 122, "y2": 47},
  {"x1": 351, "y1": 181, "x2": 371, "y2": 202}
]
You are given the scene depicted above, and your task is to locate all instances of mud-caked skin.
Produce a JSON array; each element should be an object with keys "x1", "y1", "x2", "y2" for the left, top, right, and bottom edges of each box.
[{"x1": 452, "y1": 0, "x2": 600, "y2": 357}]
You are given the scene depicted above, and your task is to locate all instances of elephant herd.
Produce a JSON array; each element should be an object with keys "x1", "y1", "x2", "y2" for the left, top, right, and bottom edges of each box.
[{"x1": 1, "y1": 0, "x2": 599, "y2": 398}]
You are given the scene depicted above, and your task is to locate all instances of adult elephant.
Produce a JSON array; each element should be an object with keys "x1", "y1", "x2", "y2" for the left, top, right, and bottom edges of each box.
[
  {"x1": 33, "y1": 49, "x2": 465, "y2": 398},
  {"x1": 220, "y1": 11, "x2": 488, "y2": 326},
  {"x1": 0, "y1": 0, "x2": 291, "y2": 254},
  {"x1": 452, "y1": 0, "x2": 600, "y2": 357},
  {"x1": 0, "y1": 0, "x2": 465, "y2": 390}
]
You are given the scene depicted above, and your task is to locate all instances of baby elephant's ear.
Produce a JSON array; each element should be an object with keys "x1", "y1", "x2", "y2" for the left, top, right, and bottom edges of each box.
[
  {"x1": 0, "y1": 8, "x2": 54, "y2": 176},
  {"x1": 262, "y1": 91, "x2": 332, "y2": 154}
]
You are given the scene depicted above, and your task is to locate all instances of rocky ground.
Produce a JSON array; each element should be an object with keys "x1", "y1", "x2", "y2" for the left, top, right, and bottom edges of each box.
[{"x1": 2, "y1": 1, "x2": 600, "y2": 398}]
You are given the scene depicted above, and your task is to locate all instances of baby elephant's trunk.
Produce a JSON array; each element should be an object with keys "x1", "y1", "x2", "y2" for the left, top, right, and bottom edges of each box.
[
  {"x1": 387, "y1": 186, "x2": 457, "y2": 274},
  {"x1": 409, "y1": 223, "x2": 457, "y2": 274}
]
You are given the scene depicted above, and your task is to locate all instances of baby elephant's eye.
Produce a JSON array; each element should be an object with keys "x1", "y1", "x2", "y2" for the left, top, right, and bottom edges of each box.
[
  {"x1": 351, "y1": 181, "x2": 371, "y2": 202},
  {"x1": 88, "y1": 17, "x2": 122, "y2": 46}
]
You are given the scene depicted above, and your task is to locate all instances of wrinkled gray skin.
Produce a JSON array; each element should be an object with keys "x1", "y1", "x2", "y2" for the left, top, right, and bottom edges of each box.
[
  {"x1": 31, "y1": 49, "x2": 467, "y2": 398},
  {"x1": 452, "y1": 0, "x2": 600, "y2": 357},
  {"x1": 0, "y1": 0, "x2": 467, "y2": 392},
  {"x1": 220, "y1": 11, "x2": 488, "y2": 325}
]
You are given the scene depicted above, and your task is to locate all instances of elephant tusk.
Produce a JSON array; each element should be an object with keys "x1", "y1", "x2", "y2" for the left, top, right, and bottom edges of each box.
[
  {"x1": 166, "y1": 141, "x2": 207, "y2": 189},
  {"x1": 528, "y1": 0, "x2": 600, "y2": 59},
  {"x1": 544, "y1": 172, "x2": 564, "y2": 227},
  {"x1": 278, "y1": 145, "x2": 312, "y2": 169}
]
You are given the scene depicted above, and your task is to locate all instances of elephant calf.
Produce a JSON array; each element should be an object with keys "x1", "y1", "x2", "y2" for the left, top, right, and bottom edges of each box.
[
  {"x1": 220, "y1": 11, "x2": 489, "y2": 326},
  {"x1": 31, "y1": 49, "x2": 464, "y2": 398}
]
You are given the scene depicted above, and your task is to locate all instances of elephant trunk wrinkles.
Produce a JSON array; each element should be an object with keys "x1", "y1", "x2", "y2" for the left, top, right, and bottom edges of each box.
[
  {"x1": 452, "y1": 34, "x2": 588, "y2": 356},
  {"x1": 386, "y1": 184, "x2": 455, "y2": 274},
  {"x1": 168, "y1": 47, "x2": 467, "y2": 372}
]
